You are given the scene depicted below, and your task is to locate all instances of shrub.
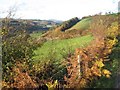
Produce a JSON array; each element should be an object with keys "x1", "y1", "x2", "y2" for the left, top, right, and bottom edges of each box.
[{"x1": 2, "y1": 17, "x2": 36, "y2": 87}]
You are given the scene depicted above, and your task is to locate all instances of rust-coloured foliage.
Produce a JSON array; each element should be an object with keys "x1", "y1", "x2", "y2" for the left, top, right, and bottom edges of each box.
[{"x1": 64, "y1": 15, "x2": 119, "y2": 88}]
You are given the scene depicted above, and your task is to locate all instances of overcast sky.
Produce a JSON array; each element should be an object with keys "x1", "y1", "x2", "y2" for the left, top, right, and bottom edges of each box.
[{"x1": 0, "y1": 0, "x2": 119, "y2": 20}]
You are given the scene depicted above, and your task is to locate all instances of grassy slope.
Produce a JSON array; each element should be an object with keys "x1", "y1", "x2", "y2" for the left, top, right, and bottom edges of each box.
[
  {"x1": 69, "y1": 17, "x2": 92, "y2": 30},
  {"x1": 30, "y1": 31, "x2": 43, "y2": 38},
  {"x1": 32, "y1": 35, "x2": 94, "y2": 64}
]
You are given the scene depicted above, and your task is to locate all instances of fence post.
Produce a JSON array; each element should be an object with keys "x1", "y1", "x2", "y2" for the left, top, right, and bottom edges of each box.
[{"x1": 77, "y1": 55, "x2": 81, "y2": 78}]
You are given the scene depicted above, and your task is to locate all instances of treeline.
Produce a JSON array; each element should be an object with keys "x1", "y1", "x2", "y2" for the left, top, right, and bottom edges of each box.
[
  {"x1": 26, "y1": 24, "x2": 49, "y2": 33},
  {"x1": 50, "y1": 17, "x2": 79, "y2": 31}
]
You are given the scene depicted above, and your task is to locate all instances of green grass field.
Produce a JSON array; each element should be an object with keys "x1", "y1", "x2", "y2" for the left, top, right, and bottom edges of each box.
[
  {"x1": 30, "y1": 31, "x2": 43, "y2": 38},
  {"x1": 32, "y1": 35, "x2": 94, "y2": 64},
  {"x1": 69, "y1": 17, "x2": 92, "y2": 30}
]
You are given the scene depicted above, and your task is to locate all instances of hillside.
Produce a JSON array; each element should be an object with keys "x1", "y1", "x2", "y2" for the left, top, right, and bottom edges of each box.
[
  {"x1": 69, "y1": 17, "x2": 92, "y2": 30},
  {"x1": 30, "y1": 14, "x2": 118, "y2": 40},
  {"x1": 31, "y1": 13, "x2": 119, "y2": 88},
  {"x1": 2, "y1": 13, "x2": 120, "y2": 89},
  {"x1": 1, "y1": 18, "x2": 62, "y2": 33},
  {"x1": 41, "y1": 14, "x2": 118, "y2": 40},
  {"x1": 24, "y1": 19, "x2": 62, "y2": 33},
  {"x1": 41, "y1": 16, "x2": 91, "y2": 39}
]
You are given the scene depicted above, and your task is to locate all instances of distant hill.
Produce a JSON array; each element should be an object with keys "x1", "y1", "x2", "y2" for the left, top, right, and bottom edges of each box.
[
  {"x1": 1, "y1": 18, "x2": 62, "y2": 33},
  {"x1": 24, "y1": 19, "x2": 62, "y2": 32},
  {"x1": 48, "y1": 19, "x2": 63, "y2": 23}
]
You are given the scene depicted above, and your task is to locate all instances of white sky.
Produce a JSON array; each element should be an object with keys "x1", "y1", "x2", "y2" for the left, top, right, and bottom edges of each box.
[{"x1": 0, "y1": 0, "x2": 119, "y2": 20}]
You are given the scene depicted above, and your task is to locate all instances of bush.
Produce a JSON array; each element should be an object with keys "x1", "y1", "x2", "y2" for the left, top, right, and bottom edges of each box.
[{"x1": 2, "y1": 18, "x2": 36, "y2": 87}]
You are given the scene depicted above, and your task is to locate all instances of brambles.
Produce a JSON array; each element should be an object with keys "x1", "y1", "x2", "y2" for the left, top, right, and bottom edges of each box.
[{"x1": 64, "y1": 14, "x2": 119, "y2": 88}]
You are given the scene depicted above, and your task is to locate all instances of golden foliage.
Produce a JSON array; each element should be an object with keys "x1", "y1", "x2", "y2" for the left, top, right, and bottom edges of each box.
[
  {"x1": 95, "y1": 59, "x2": 104, "y2": 68},
  {"x1": 102, "y1": 69, "x2": 111, "y2": 78},
  {"x1": 46, "y1": 80, "x2": 58, "y2": 89},
  {"x1": 65, "y1": 15, "x2": 118, "y2": 88}
]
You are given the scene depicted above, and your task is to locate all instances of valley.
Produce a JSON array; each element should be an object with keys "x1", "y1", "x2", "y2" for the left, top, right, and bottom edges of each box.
[{"x1": 2, "y1": 13, "x2": 120, "y2": 89}]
